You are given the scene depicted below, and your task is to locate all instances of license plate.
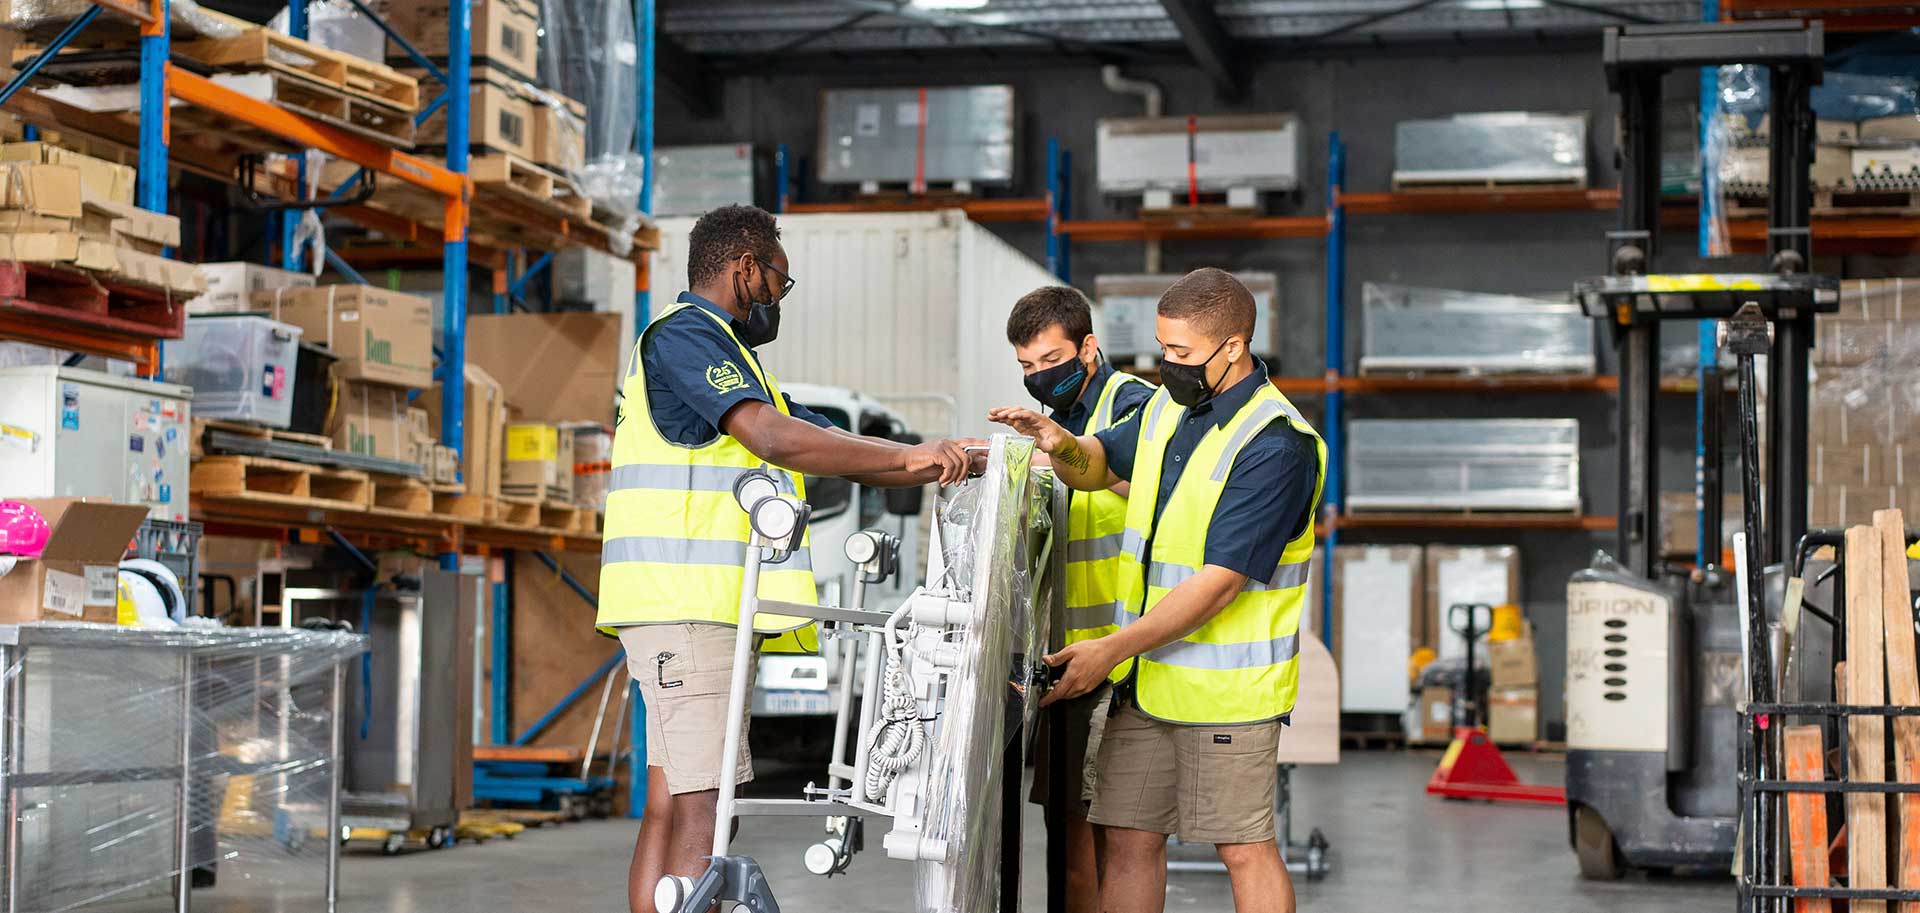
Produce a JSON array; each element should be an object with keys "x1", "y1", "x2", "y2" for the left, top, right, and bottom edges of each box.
[{"x1": 763, "y1": 689, "x2": 831, "y2": 716}]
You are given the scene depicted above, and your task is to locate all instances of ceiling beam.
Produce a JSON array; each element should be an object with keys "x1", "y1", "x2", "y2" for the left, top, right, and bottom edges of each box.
[
  {"x1": 657, "y1": 32, "x2": 720, "y2": 119},
  {"x1": 1158, "y1": 0, "x2": 1244, "y2": 98},
  {"x1": 821, "y1": 0, "x2": 1159, "y2": 60}
]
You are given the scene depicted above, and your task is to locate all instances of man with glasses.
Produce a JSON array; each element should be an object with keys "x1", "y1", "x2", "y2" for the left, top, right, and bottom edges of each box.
[{"x1": 599, "y1": 204, "x2": 975, "y2": 913}]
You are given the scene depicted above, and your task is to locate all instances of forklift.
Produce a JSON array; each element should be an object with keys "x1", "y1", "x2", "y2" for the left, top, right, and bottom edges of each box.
[{"x1": 1562, "y1": 21, "x2": 1840, "y2": 878}]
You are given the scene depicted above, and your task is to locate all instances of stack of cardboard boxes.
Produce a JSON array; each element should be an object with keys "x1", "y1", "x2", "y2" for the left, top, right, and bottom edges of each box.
[
  {"x1": 1809, "y1": 278, "x2": 1920, "y2": 526},
  {"x1": 0, "y1": 143, "x2": 203, "y2": 296},
  {"x1": 1487, "y1": 625, "x2": 1540, "y2": 745},
  {"x1": 421, "y1": 363, "x2": 506, "y2": 504},
  {"x1": 263, "y1": 285, "x2": 434, "y2": 467},
  {"x1": 390, "y1": 0, "x2": 585, "y2": 177}
]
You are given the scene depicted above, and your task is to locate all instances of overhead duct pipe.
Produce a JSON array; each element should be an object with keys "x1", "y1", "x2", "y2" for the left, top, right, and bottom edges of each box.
[{"x1": 1100, "y1": 66, "x2": 1167, "y2": 293}]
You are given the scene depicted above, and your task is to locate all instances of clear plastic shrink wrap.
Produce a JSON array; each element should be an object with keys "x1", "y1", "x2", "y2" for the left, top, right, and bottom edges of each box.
[{"x1": 0, "y1": 622, "x2": 365, "y2": 911}]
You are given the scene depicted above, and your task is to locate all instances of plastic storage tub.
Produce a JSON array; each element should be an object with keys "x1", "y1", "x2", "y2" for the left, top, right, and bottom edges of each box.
[{"x1": 163, "y1": 315, "x2": 303, "y2": 428}]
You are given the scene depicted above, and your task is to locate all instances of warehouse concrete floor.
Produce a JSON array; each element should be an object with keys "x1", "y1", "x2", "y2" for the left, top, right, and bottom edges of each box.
[{"x1": 173, "y1": 752, "x2": 1729, "y2": 913}]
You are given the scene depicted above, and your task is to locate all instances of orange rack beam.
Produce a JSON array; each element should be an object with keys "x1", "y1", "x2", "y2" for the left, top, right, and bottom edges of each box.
[
  {"x1": 1058, "y1": 216, "x2": 1328, "y2": 242},
  {"x1": 1330, "y1": 512, "x2": 1619, "y2": 532},
  {"x1": 1338, "y1": 188, "x2": 1621, "y2": 215},
  {"x1": 786, "y1": 197, "x2": 1049, "y2": 222}
]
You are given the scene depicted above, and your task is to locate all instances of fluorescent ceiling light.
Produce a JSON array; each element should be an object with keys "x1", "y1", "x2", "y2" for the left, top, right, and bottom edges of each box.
[
  {"x1": 912, "y1": 0, "x2": 990, "y2": 9},
  {"x1": 1456, "y1": 0, "x2": 1545, "y2": 8}
]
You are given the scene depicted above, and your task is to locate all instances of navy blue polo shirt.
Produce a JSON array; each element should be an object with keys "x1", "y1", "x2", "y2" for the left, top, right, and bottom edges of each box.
[
  {"x1": 1052, "y1": 361, "x2": 1156, "y2": 436},
  {"x1": 638, "y1": 292, "x2": 834, "y2": 446},
  {"x1": 1094, "y1": 357, "x2": 1320, "y2": 582}
]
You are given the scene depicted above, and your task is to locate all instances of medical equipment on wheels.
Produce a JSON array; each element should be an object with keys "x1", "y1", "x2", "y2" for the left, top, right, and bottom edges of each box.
[{"x1": 655, "y1": 434, "x2": 1060, "y2": 913}]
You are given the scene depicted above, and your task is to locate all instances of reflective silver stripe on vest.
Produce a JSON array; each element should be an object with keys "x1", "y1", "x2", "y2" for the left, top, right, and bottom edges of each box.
[
  {"x1": 1067, "y1": 532, "x2": 1124, "y2": 565},
  {"x1": 1109, "y1": 604, "x2": 1300, "y2": 670},
  {"x1": 603, "y1": 536, "x2": 813, "y2": 572},
  {"x1": 1147, "y1": 633, "x2": 1300, "y2": 671},
  {"x1": 1067, "y1": 602, "x2": 1121, "y2": 631},
  {"x1": 1146, "y1": 559, "x2": 1311, "y2": 592},
  {"x1": 1120, "y1": 528, "x2": 1148, "y2": 564},
  {"x1": 608, "y1": 464, "x2": 796, "y2": 495},
  {"x1": 1143, "y1": 394, "x2": 1170, "y2": 439},
  {"x1": 1209, "y1": 399, "x2": 1288, "y2": 482}
]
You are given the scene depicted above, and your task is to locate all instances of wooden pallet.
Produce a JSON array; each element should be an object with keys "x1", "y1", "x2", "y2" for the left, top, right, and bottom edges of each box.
[
  {"x1": 192, "y1": 455, "x2": 371, "y2": 511},
  {"x1": 171, "y1": 72, "x2": 414, "y2": 151},
  {"x1": 196, "y1": 419, "x2": 330, "y2": 450},
  {"x1": 539, "y1": 500, "x2": 583, "y2": 533},
  {"x1": 0, "y1": 260, "x2": 185, "y2": 340},
  {"x1": 1140, "y1": 203, "x2": 1260, "y2": 222},
  {"x1": 1728, "y1": 187, "x2": 1920, "y2": 218},
  {"x1": 468, "y1": 154, "x2": 592, "y2": 220},
  {"x1": 467, "y1": 808, "x2": 568, "y2": 827},
  {"x1": 432, "y1": 491, "x2": 494, "y2": 522},
  {"x1": 176, "y1": 24, "x2": 419, "y2": 112},
  {"x1": 370, "y1": 474, "x2": 433, "y2": 514},
  {"x1": 1342, "y1": 729, "x2": 1408, "y2": 750},
  {"x1": 573, "y1": 510, "x2": 602, "y2": 536},
  {"x1": 495, "y1": 495, "x2": 542, "y2": 528}
]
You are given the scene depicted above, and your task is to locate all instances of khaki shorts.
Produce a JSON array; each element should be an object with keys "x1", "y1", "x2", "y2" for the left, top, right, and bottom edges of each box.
[
  {"x1": 1029, "y1": 683, "x2": 1111, "y2": 813},
  {"x1": 619, "y1": 623, "x2": 757, "y2": 796},
  {"x1": 1086, "y1": 705, "x2": 1280, "y2": 845}
]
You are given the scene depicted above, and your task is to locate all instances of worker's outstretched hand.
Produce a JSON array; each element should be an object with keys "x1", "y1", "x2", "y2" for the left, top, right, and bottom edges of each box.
[
  {"x1": 987, "y1": 406, "x2": 1070, "y2": 455},
  {"x1": 1040, "y1": 638, "x2": 1123, "y2": 707},
  {"x1": 902, "y1": 439, "x2": 973, "y2": 486}
]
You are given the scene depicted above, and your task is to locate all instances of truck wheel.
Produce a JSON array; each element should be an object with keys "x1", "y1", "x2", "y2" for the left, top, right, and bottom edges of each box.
[{"x1": 1574, "y1": 806, "x2": 1623, "y2": 880}]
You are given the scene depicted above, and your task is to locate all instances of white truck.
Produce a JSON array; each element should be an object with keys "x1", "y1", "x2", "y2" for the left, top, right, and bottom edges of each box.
[{"x1": 751, "y1": 383, "x2": 925, "y2": 758}]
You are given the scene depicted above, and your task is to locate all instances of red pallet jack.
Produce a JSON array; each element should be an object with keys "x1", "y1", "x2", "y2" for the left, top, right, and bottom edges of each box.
[{"x1": 1424, "y1": 602, "x2": 1566, "y2": 805}]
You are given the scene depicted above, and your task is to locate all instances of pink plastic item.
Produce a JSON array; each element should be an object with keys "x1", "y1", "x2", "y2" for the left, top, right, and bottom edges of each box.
[{"x1": 0, "y1": 501, "x2": 50, "y2": 558}]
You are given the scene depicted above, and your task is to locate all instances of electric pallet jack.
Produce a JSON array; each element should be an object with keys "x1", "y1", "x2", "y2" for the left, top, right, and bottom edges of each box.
[{"x1": 1562, "y1": 21, "x2": 1840, "y2": 879}]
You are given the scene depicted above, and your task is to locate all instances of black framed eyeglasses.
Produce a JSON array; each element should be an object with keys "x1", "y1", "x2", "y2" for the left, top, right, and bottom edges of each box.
[{"x1": 758, "y1": 258, "x2": 795, "y2": 299}]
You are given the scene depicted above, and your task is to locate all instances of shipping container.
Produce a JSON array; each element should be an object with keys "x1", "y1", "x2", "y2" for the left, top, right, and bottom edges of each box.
[{"x1": 650, "y1": 210, "x2": 1054, "y2": 439}]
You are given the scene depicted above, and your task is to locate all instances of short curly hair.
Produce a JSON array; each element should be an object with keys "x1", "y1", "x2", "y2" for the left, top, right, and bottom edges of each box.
[
  {"x1": 1006, "y1": 286, "x2": 1094, "y2": 347},
  {"x1": 687, "y1": 205, "x2": 782, "y2": 288}
]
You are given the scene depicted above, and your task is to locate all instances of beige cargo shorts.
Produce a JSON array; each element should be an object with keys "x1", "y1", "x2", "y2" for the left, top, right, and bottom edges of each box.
[
  {"x1": 620, "y1": 623, "x2": 757, "y2": 795},
  {"x1": 1086, "y1": 705, "x2": 1281, "y2": 845}
]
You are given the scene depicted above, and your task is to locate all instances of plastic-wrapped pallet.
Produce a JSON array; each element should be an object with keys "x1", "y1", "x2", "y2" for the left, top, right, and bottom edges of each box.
[
  {"x1": 537, "y1": 0, "x2": 644, "y2": 240},
  {"x1": 0, "y1": 623, "x2": 364, "y2": 911},
  {"x1": 1359, "y1": 283, "x2": 1595, "y2": 375},
  {"x1": 819, "y1": 87, "x2": 1015, "y2": 187},
  {"x1": 1345, "y1": 419, "x2": 1581, "y2": 513},
  {"x1": 162, "y1": 315, "x2": 304, "y2": 428},
  {"x1": 1392, "y1": 112, "x2": 1587, "y2": 187},
  {"x1": 1808, "y1": 277, "x2": 1920, "y2": 526}
]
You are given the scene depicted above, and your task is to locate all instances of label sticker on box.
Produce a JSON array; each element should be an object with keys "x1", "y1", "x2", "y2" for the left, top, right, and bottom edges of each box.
[
  {"x1": 340, "y1": 311, "x2": 360, "y2": 323},
  {"x1": 128, "y1": 434, "x2": 144, "y2": 453},
  {"x1": 895, "y1": 103, "x2": 921, "y2": 127},
  {"x1": 0, "y1": 423, "x2": 36, "y2": 452},
  {"x1": 158, "y1": 483, "x2": 171, "y2": 503},
  {"x1": 83, "y1": 565, "x2": 118, "y2": 605},
  {"x1": 855, "y1": 103, "x2": 881, "y2": 137},
  {"x1": 42, "y1": 569, "x2": 84, "y2": 616}
]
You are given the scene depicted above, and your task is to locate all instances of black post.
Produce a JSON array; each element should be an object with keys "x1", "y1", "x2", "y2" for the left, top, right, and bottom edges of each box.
[
  {"x1": 1702, "y1": 361, "x2": 1724, "y2": 566},
  {"x1": 1727, "y1": 303, "x2": 1777, "y2": 899},
  {"x1": 1613, "y1": 65, "x2": 1664, "y2": 578},
  {"x1": 1001, "y1": 716, "x2": 1024, "y2": 913},
  {"x1": 1043, "y1": 699, "x2": 1067, "y2": 913}
]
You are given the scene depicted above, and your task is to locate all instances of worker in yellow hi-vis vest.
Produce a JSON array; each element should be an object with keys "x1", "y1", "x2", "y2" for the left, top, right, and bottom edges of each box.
[
  {"x1": 602, "y1": 205, "x2": 976, "y2": 913},
  {"x1": 992, "y1": 268, "x2": 1325, "y2": 913},
  {"x1": 1004, "y1": 285, "x2": 1154, "y2": 913}
]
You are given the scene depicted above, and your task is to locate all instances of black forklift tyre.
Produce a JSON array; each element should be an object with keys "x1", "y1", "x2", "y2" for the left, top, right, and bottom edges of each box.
[{"x1": 1574, "y1": 806, "x2": 1624, "y2": 880}]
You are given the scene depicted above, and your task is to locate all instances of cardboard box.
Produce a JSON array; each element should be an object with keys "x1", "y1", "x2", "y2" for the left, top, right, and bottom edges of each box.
[
  {"x1": 530, "y1": 91, "x2": 587, "y2": 174},
  {"x1": 1658, "y1": 491, "x2": 1745, "y2": 558},
  {"x1": 1414, "y1": 686, "x2": 1455, "y2": 745},
  {"x1": 1861, "y1": 115, "x2": 1920, "y2": 145},
  {"x1": 331, "y1": 380, "x2": 409, "y2": 461},
  {"x1": 1488, "y1": 685, "x2": 1539, "y2": 745},
  {"x1": 502, "y1": 422, "x2": 572, "y2": 499},
  {"x1": 467, "y1": 312, "x2": 620, "y2": 424},
  {"x1": 1330, "y1": 544, "x2": 1425, "y2": 713},
  {"x1": 412, "y1": 74, "x2": 535, "y2": 161},
  {"x1": 563, "y1": 421, "x2": 612, "y2": 511},
  {"x1": 80, "y1": 199, "x2": 180, "y2": 252},
  {"x1": 107, "y1": 246, "x2": 204, "y2": 294},
  {"x1": 1425, "y1": 545, "x2": 1520, "y2": 661},
  {"x1": 0, "y1": 162, "x2": 82, "y2": 218},
  {"x1": 0, "y1": 142, "x2": 135, "y2": 206},
  {"x1": 1488, "y1": 631, "x2": 1538, "y2": 687},
  {"x1": 270, "y1": 285, "x2": 434, "y2": 389},
  {"x1": 420, "y1": 364, "x2": 505, "y2": 499},
  {"x1": 0, "y1": 498, "x2": 150, "y2": 624},
  {"x1": 388, "y1": 0, "x2": 539, "y2": 80},
  {"x1": 186, "y1": 262, "x2": 316, "y2": 315}
]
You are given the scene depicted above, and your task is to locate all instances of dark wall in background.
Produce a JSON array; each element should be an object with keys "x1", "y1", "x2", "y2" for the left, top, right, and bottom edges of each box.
[{"x1": 655, "y1": 43, "x2": 1920, "y2": 733}]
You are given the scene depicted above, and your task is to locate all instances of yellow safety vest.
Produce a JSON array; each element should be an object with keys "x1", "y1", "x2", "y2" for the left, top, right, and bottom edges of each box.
[
  {"x1": 1063, "y1": 370, "x2": 1155, "y2": 645},
  {"x1": 597, "y1": 298, "x2": 819, "y2": 653},
  {"x1": 1107, "y1": 383, "x2": 1326, "y2": 724}
]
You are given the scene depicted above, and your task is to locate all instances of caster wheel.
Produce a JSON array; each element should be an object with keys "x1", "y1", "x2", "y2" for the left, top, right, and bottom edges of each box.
[
  {"x1": 566, "y1": 796, "x2": 586, "y2": 822},
  {"x1": 284, "y1": 830, "x2": 307, "y2": 854},
  {"x1": 1574, "y1": 806, "x2": 1624, "y2": 881},
  {"x1": 382, "y1": 834, "x2": 405, "y2": 856},
  {"x1": 427, "y1": 826, "x2": 450, "y2": 849},
  {"x1": 655, "y1": 875, "x2": 695, "y2": 913}
]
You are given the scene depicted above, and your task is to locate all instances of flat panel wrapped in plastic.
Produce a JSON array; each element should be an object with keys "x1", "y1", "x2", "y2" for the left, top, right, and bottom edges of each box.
[
  {"x1": 1358, "y1": 282, "x2": 1595, "y2": 375},
  {"x1": 914, "y1": 435, "x2": 1056, "y2": 913},
  {"x1": 0, "y1": 622, "x2": 365, "y2": 911},
  {"x1": 1392, "y1": 112, "x2": 1588, "y2": 186},
  {"x1": 817, "y1": 86, "x2": 1015, "y2": 186},
  {"x1": 1346, "y1": 418, "x2": 1582, "y2": 512}
]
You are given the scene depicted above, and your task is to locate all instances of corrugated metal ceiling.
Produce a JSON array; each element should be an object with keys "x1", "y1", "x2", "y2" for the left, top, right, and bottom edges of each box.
[{"x1": 663, "y1": 0, "x2": 1701, "y2": 55}]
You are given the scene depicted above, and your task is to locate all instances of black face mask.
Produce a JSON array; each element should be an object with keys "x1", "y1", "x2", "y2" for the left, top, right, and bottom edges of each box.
[
  {"x1": 1023, "y1": 350, "x2": 1091, "y2": 414},
  {"x1": 1159, "y1": 339, "x2": 1230, "y2": 408},
  {"x1": 735, "y1": 271, "x2": 781, "y2": 347}
]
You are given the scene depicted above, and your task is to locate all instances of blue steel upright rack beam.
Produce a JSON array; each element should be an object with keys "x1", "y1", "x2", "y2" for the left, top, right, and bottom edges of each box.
[
  {"x1": 439, "y1": 0, "x2": 471, "y2": 575},
  {"x1": 630, "y1": 0, "x2": 657, "y2": 820},
  {"x1": 1320, "y1": 132, "x2": 1345, "y2": 639},
  {"x1": 1045, "y1": 137, "x2": 1068, "y2": 282}
]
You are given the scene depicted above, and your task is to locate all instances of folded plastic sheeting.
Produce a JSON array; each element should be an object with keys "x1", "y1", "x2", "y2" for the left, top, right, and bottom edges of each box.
[
  {"x1": 914, "y1": 435, "x2": 1057, "y2": 913},
  {"x1": 0, "y1": 622, "x2": 365, "y2": 912},
  {"x1": 8, "y1": 0, "x2": 240, "y2": 37},
  {"x1": 538, "y1": 0, "x2": 645, "y2": 246}
]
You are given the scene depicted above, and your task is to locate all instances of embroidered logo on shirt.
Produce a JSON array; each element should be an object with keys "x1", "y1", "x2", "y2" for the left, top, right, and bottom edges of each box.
[{"x1": 706, "y1": 361, "x2": 748, "y2": 393}]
